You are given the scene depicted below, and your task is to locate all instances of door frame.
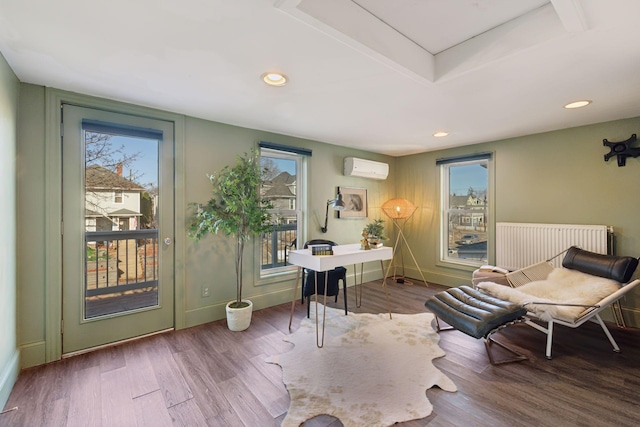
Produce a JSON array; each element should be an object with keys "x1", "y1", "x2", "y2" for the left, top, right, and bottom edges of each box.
[{"x1": 44, "y1": 88, "x2": 186, "y2": 362}]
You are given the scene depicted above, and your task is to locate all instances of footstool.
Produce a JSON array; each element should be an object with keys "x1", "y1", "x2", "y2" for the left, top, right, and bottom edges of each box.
[{"x1": 425, "y1": 286, "x2": 528, "y2": 365}]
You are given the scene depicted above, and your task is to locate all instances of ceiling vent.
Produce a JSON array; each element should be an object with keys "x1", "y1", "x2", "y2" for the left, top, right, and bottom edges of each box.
[{"x1": 344, "y1": 157, "x2": 389, "y2": 180}]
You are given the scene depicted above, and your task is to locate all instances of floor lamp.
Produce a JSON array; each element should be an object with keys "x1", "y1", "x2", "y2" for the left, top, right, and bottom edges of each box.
[{"x1": 381, "y1": 198, "x2": 428, "y2": 286}]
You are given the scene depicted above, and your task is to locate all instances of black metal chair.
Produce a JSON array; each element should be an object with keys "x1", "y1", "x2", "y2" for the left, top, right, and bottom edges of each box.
[{"x1": 302, "y1": 239, "x2": 348, "y2": 317}]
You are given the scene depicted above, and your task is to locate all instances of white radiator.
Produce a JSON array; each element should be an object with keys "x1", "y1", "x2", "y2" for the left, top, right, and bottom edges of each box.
[{"x1": 496, "y1": 222, "x2": 611, "y2": 270}]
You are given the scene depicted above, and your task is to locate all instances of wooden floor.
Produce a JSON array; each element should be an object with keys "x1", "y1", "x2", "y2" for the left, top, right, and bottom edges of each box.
[{"x1": 3, "y1": 280, "x2": 640, "y2": 426}]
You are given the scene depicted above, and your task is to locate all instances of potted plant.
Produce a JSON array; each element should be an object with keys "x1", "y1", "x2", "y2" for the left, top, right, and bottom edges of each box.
[
  {"x1": 364, "y1": 219, "x2": 385, "y2": 247},
  {"x1": 188, "y1": 149, "x2": 274, "y2": 331}
]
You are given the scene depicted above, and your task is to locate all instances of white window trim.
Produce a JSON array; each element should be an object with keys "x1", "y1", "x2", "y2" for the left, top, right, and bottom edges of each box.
[
  {"x1": 257, "y1": 147, "x2": 306, "y2": 282},
  {"x1": 439, "y1": 158, "x2": 493, "y2": 268}
]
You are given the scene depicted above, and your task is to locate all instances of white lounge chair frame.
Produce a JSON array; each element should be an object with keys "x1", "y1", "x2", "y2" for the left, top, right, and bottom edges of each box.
[{"x1": 504, "y1": 261, "x2": 640, "y2": 359}]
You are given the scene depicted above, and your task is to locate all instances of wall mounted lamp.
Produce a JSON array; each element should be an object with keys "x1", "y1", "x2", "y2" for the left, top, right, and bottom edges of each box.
[{"x1": 321, "y1": 190, "x2": 346, "y2": 233}]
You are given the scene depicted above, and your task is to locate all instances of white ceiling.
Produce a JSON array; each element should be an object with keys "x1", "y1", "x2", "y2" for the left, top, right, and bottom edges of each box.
[{"x1": 1, "y1": 0, "x2": 639, "y2": 156}]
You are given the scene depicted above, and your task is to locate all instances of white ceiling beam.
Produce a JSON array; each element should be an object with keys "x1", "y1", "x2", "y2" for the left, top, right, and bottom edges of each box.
[
  {"x1": 550, "y1": 0, "x2": 588, "y2": 32},
  {"x1": 275, "y1": 0, "x2": 435, "y2": 85},
  {"x1": 435, "y1": 4, "x2": 565, "y2": 82}
]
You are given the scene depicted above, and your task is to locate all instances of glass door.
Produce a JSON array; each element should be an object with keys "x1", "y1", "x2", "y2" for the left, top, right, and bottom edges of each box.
[{"x1": 62, "y1": 105, "x2": 174, "y2": 354}]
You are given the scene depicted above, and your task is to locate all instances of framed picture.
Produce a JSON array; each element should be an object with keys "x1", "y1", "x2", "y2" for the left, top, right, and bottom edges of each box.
[{"x1": 337, "y1": 186, "x2": 367, "y2": 218}]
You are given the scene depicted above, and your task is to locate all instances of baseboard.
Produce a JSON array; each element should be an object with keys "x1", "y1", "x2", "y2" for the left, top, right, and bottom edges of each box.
[
  {"x1": 397, "y1": 264, "x2": 470, "y2": 288},
  {"x1": 0, "y1": 349, "x2": 19, "y2": 411},
  {"x1": 184, "y1": 266, "x2": 391, "y2": 329},
  {"x1": 345, "y1": 266, "x2": 387, "y2": 287},
  {"x1": 183, "y1": 287, "x2": 295, "y2": 328},
  {"x1": 18, "y1": 340, "x2": 46, "y2": 369}
]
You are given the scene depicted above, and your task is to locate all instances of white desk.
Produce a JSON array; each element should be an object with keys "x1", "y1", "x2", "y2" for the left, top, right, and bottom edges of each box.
[{"x1": 287, "y1": 243, "x2": 393, "y2": 347}]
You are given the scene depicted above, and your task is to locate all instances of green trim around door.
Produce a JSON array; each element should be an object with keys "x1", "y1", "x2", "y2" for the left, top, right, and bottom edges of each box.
[{"x1": 43, "y1": 89, "x2": 185, "y2": 363}]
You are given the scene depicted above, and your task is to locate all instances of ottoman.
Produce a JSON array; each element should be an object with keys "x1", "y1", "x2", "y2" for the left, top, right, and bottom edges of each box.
[{"x1": 425, "y1": 286, "x2": 528, "y2": 364}]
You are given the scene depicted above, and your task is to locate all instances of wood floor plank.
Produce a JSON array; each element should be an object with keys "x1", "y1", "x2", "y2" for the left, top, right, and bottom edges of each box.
[
  {"x1": 145, "y1": 335, "x2": 193, "y2": 408},
  {"x1": 163, "y1": 326, "x2": 196, "y2": 354},
  {"x1": 167, "y1": 397, "x2": 208, "y2": 427},
  {"x1": 249, "y1": 343, "x2": 291, "y2": 390},
  {"x1": 98, "y1": 344, "x2": 126, "y2": 373},
  {"x1": 100, "y1": 367, "x2": 136, "y2": 427},
  {"x1": 65, "y1": 366, "x2": 102, "y2": 427},
  {"x1": 217, "y1": 376, "x2": 279, "y2": 427},
  {"x1": 132, "y1": 390, "x2": 173, "y2": 427},
  {"x1": 45, "y1": 396, "x2": 70, "y2": 427},
  {"x1": 2, "y1": 366, "x2": 44, "y2": 426},
  {"x1": 172, "y1": 348, "x2": 236, "y2": 420},
  {"x1": 239, "y1": 353, "x2": 290, "y2": 417},
  {"x1": 122, "y1": 338, "x2": 161, "y2": 399},
  {"x1": 192, "y1": 331, "x2": 246, "y2": 384},
  {"x1": 4, "y1": 280, "x2": 640, "y2": 426}
]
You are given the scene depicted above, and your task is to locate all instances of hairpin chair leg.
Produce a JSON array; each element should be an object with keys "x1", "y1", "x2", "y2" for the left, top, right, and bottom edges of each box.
[
  {"x1": 354, "y1": 263, "x2": 363, "y2": 308},
  {"x1": 342, "y1": 275, "x2": 348, "y2": 315},
  {"x1": 288, "y1": 266, "x2": 302, "y2": 331},
  {"x1": 353, "y1": 260, "x2": 392, "y2": 319},
  {"x1": 380, "y1": 260, "x2": 392, "y2": 319},
  {"x1": 313, "y1": 270, "x2": 329, "y2": 348}
]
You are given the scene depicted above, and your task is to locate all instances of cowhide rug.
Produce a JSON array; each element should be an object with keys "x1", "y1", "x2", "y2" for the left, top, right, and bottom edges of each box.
[{"x1": 266, "y1": 305, "x2": 457, "y2": 427}]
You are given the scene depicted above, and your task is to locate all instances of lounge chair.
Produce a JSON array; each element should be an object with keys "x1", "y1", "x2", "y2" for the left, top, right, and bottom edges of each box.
[{"x1": 426, "y1": 246, "x2": 639, "y2": 361}]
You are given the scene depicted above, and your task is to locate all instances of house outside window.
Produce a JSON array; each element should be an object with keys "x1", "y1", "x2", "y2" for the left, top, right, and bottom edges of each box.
[
  {"x1": 439, "y1": 154, "x2": 491, "y2": 266},
  {"x1": 85, "y1": 165, "x2": 145, "y2": 232},
  {"x1": 259, "y1": 146, "x2": 305, "y2": 275}
]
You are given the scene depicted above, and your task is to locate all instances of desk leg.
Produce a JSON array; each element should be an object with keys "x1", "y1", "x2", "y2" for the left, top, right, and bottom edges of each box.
[
  {"x1": 380, "y1": 260, "x2": 392, "y2": 319},
  {"x1": 313, "y1": 271, "x2": 329, "y2": 348},
  {"x1": 288, "y1": 266, "x2": 302, "y2": 331},
  {"x1": 354, "y1": 263, "x2": 364, "y2": 308}
]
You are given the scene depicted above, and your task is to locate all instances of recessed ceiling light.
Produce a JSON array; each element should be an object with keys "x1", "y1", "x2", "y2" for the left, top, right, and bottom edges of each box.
[
  {"x1": 564, "y1": 100, "x2": 592, "y2": 109},
  {"x1": 262, "y1": 72, "x2": 287, "y2": 87},
  {"x1": 433, "y1": 131, "x2": 449, "y2": 137}
]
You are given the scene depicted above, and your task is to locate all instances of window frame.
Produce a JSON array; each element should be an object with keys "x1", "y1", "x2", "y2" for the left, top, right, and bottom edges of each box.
[
  {"x1": 439, "y1": 156, "x2": 492, "y2": 268},
  {"x1": 258, "y1": 147, "x2": 306, "y2": 279}
]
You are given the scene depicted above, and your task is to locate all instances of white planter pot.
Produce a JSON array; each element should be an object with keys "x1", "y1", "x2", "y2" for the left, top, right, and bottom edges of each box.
[{"x1": 225, "y1": 299, "x2": 253, "y2": 331}]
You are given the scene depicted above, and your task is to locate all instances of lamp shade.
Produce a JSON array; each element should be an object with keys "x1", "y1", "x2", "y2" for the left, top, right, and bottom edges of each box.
[
  {"x1": 321, "y1": 190, "x2": 347, "y2": 232},
  {"x1": 331, "y1": 192, "x2": 346, "y2": 210},
  {"x1": 381, "y1": 198, "x2": 416, "y2": 220}
]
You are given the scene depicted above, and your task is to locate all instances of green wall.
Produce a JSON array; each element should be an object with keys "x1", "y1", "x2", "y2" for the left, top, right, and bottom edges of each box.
[
  {"x1": 183, "y1": 116, "x2": 394, "y2": 327},
  {"x1": 10, "y1": 78, "x2": 640, "y2": 376},
  {"x1": 0, "y1": 51, "x2": 19, "y2": 410},
  {"x1": 395, "y1": 117, "x2": 640, "y2": 326},
  {"x1": 14, "y1": 85, "x2": 395, "y2": 368}
]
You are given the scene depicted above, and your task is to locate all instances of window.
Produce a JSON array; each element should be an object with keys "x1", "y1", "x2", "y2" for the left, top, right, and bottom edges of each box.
[
  {"x1": 114, "y1": 191, "x2": 123, "y2": 203},
  {"x1": 259, "y1": 144, "x2": 307, "y2": 276},
  {"x1": 439, "y1": 153, "x2": 491, "y2": 266}
]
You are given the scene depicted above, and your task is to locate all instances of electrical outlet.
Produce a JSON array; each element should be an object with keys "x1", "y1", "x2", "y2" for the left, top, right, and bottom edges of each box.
[{"x1": 202, "y1": 286, "x2": 210, "y2": 297}]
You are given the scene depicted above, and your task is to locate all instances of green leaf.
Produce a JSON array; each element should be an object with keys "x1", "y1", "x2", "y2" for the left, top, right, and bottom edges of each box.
[{"x1": 187, "y1": 148, "x2": 275, "y2": 308}]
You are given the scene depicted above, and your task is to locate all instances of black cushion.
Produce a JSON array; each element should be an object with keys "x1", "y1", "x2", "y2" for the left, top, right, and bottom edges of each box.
[
  {"x1": 562, "y1": 246, "x2": 639, "y2": 283},
  {"x1": 425, "y1": 286, "x2": 527, "y2": 339}
]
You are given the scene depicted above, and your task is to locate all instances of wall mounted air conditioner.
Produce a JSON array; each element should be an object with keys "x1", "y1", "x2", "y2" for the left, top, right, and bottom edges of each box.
[{"x1": 344, "y1": 157, "x2": 389, "y2": 180}]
